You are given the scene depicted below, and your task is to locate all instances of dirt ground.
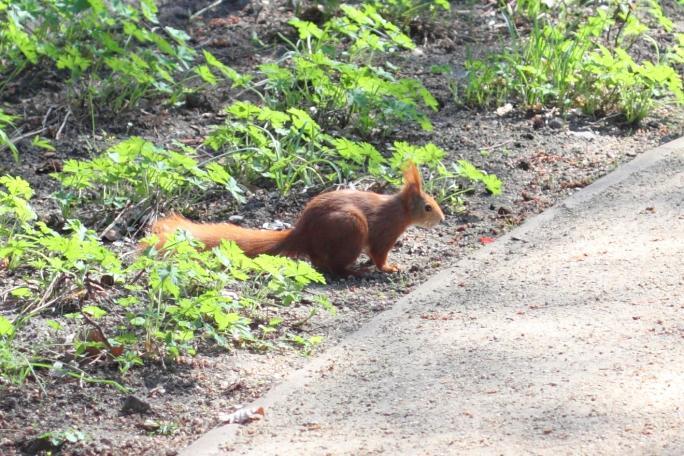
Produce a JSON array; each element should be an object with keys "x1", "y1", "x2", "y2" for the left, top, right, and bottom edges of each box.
[{"x1": 1, "y1": 1, "x2": 683, "y2": 455}]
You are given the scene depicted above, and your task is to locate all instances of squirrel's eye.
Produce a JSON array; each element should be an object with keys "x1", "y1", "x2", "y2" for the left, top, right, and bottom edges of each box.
[{"x1": 425, "y1": 204, "x2": 432, "y2": 212}]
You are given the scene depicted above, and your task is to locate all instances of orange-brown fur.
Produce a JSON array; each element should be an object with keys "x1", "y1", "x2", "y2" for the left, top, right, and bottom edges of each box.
[{"x1": 149, "y1": 163, "x2": 445, "y2": 276}]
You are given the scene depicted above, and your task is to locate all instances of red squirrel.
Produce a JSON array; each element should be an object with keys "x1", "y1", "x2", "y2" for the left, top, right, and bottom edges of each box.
[{"x1": 150, "y1": 163, "x2": 445, "y2": 276}]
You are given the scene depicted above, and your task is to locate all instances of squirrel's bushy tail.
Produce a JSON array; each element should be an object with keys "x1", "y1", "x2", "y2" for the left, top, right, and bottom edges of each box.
[{"x1": 150, "y1": 213, "x2": 294, "y2": 257}]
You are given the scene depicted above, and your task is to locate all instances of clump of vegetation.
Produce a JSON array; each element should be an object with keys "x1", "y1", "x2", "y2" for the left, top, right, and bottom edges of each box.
[
  {"x1": 464, "y1": 0, "x2": 684, "y2": 124},
  {"x1": 303, "y1": 0, "x2": 450, "y2": 33},
  {"x1": 263, "y1": 5, "x2": 438, "y2": 137},
  {"x1": 193, "y1": 5, "x2": 441, "y2": 137},
  {"x1": 0, "y1": 175, "x2": 331, "y2": 385},
  {"x1": 367, "y1": 0, "x2": 450, "y2": 32},
  {"x1": 0, "y1": 0, "x2": 196, "y2": 118},
  {"x1": 205, "y1": 100, "x2": 501, "y2": 199},
  {"x1": 0, "y1": 108, "x2": 18, "y2": 160},
  {"x1": 54, "y1": 136, "x2": 244, "y2": 225}
]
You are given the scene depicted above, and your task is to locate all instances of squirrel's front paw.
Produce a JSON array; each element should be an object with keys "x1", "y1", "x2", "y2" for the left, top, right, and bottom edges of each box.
[{"x1": 379, "y1": 263, "x2": 400, "y2": 273}]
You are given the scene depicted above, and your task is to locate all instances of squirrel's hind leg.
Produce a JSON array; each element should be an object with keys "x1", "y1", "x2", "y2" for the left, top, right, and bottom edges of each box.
[{"x1": 307, "y1": 207, "x2": 368, "y2": 277}]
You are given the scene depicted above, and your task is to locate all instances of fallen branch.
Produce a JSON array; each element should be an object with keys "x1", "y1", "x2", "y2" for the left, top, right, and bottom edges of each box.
[
  {"x1": 481, "y1": 139, "x2": 514, "y2": 152},
  {"x1": 98, "y1": 200, "x2": 134, "y2": 239},
  {"x1": 22, "y1": 272, "x2": 66, "y2": 317},
  {"x1": 55, "y1": 109, "x2": 72, "y2": 140},
  {"x1": 190, "y1": 0, "x2": 225, "y2": 20},
  {"x1": 10, "y1": 127, "x2": 48, "y2": 143}
]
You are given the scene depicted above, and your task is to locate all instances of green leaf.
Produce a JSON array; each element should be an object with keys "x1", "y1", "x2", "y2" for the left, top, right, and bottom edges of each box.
[
  {"x1": 203, "y1": 50, "x2": 246, "y2": 85},
  {"x1": 83, "y1": 305, "x2": 108, "y2": 319},
  {"x1": 164, "y1": 26, "x2": 191, "y2": 44},
  {"x1": 0, "y1": 109, "x2": 16, "y2": 125},
  {"x1": 88, "y1": 0, "x2": 106, "y2": 15},
  {"x1": 140, "y1": 0, "x2": 159, "y2": 23},
  {"x1": 456, "y1": 159, "x2": 502, "y2": 195},
  {"x1": 31, "y1": 136, "x2": 55, "y2": 151},
  {"x1": 6, "y1": 21, "x2": 38, "y2": 63},
  {"x1": 1, "y1": 175, "x2": 33, "y2": 199},
  {"x1": 46, "y1": 320, "x2": 63, "y2": 331},
  {"x1": 289, "y1": 18, "x2": 323, "y2": 40},
  {"x1": 129, "y1": 316, "x2": 146, "y2": 326},
  {"x1": 10, "y1": 287, "x2": 32, "y2": 298},
  {"x1": 268, "y1": 317, "x2": 283, "y2": 327},
  {"x1": 308, "y1": 335, "x2": 323, "y2": 345},
  {"x1": 0, "y1": 316, "x2": 14, "y2": 336},
  {"x1": 287, "y1": 108, "x2": 320, "y2": 137},
  {"x1": 479, "y1": 174, "x2": 503, "y2": 195},
  {"x1": 214, "y1": 311, "x2": 240, "y2": 331},
  {"x1": 117, "y1": 296, "x2": 139, "y2": 307},
  {"x1": 205, "y1": 163, "x2": 245, "y2": 202},
  {"x1": 227, "y1": 101, "x2": 262, "y2": 119},
  {"x1": 195, "y1": 65, "x2": 217, "y2": 85}
]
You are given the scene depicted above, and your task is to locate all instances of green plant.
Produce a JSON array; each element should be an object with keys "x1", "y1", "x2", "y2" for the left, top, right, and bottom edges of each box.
[
  {"x1": 0, "y1": 316, "x2": 32, "y2": 385},
  {"x1": 201, "y1": 2, "x2": 422, "y2": 128},
  {"x1": 579, "y1": 45, "x2": 684, "y2": 123},
  {"x1": 205, "y1": 101, "x2": 500, "y2": 200},
  {"x1": 54, "y1": 137, "x2": 244, "y2": 224},
  {"x1": 260, "y1": 5, "x2": 437, "y2": 137},
  {"x1": 387, "y1": 142, "x2": 502, "y2": 206},
  {"x1": 0, "y1": 0, "x2": 196, "y2": 116},
  {"x1": 191, "y1": 49, "x2": 254, "y2": 99},
  {"x1": 367, "y1": 0, "x2": 450, "y2": 32},
  {"x1": 0, "y1": 108, "x2": 18, "y2": 161},
  {"x1": 462, "y1": 55, "x2": 509, "y2": 108},
  {"x1": 288, "y1": 333, "x2": 323, "y2": 355},
  {"x1": 38, "y1": 429, "x2": 86, "y2": 448},
  {"x1": 0, "y1": 175, "x2": 124, "y2": 297},
  {"x1": 1, "y1": 175, "x2": 337, "y2": 386},
  {"x1": 465, "y1": 0, "x2": 684, "y2": 123},
  {"x1": 328, "y1": 4, "x2": 416, "y2": 53},
  {"x1": 128, "y1": 232, "x2": 328, "y2": 359},
  {"x1": 152, "y1": 422, "x2": 179, "y2": 436},
  {"x1": 0, "y1": 176, "x2": 134, "y2": 389},
  {"x1": 206, "y1": 101, "x2": 376, "y2": 192},
  {"x1": 463, "y1": 21, "x2": 589, "y2": 111}
]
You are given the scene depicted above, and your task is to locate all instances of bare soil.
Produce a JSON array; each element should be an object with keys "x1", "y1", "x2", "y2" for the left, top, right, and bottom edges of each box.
[{"x1": 1, "y1": 1, "x2": 683, "y2": 455}]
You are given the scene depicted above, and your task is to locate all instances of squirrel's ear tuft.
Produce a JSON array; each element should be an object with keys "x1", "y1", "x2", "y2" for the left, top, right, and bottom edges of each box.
[{"x1": 402, "y1": 161, "x2": 422, "y2": 190}]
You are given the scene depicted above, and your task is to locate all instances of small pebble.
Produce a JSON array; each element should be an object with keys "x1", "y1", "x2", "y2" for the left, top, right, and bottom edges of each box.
[
  {"x1": 531, "y1": 115, "x2": 544, "y2": 129},
  {"x1": 517, "y1": 160, "x2": 531, "y2": 171},
  {"x1": 103, "y1": 228, "x2": 123, "y2": 242},
  {"x1": 121, "y1": 395, "x2": 151, "y2": 415},
  {"x1": 548, "y1": 118, "x2": 563, "y2": 129}
]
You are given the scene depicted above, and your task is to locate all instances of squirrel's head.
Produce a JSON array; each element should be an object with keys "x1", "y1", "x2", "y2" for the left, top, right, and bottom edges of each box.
[{"x1": 400, "y1": 162, "x2": 445, "y2": 228}]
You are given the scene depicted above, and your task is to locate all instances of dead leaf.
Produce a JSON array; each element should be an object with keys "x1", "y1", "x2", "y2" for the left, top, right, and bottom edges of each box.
[
  {"x1": 495, "y1": 103, "x2": 513, "y2": 116},
  {"x1": 219, "y1": 406, "x2": 265, "y2": 424},
  {"x1": 208, "y1": 16, "x2": 240, "y2": 27},
  {"x1": 420, "y1": 312, "x2": 456, "y2": 321},
  {"x1": 139, "y1": 419, "x2": 160, "y2": 431},
  {"x1": 36, "y1": 159, "x2": 63, "y2": 174}
]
